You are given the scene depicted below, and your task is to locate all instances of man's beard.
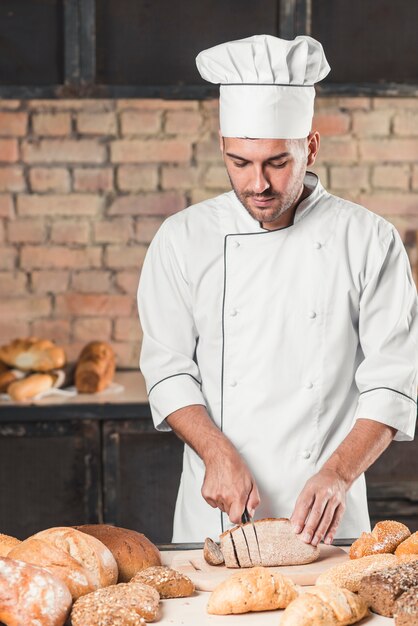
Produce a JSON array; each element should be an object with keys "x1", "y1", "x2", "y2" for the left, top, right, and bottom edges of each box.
[{"x1": 228, "y1": 178, "x2": 299, "y2": 224}]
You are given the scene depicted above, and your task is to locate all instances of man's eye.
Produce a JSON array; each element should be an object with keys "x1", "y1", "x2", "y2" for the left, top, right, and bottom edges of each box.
[
  {"x1": 270, "y1": 162, "x2": 287, "y2": 169},
  {"x1": 232, "y1": 161, "x2": 248, "y2": 168}
]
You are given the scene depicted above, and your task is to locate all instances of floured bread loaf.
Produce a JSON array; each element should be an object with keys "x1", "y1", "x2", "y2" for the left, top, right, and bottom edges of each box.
[
  {"x1": 0, "y1": 338, "x2": 66, "y2": 372},
  {"x1": 0, "y1": 533, "x2": 21, "y2": 557},
  {"x1": 71, "y1": 582, "x2": 160, "y2": 625},
  {"x1": 280, "y1": 584, "x2": 369, "y2": 626},
  {"x1": 349, "y1": 520, "x2": 410, "y2": 559},
  {"x1": 220, "y1": 518, "x2": 319, "y2": 568},
  {"x1": 207, "y1": 566, "x2": 298, "y2": 614},
  {"x1": 0, "y1": 556, "x2": 72, "y2": 626},
  {"x1": 316, "y1": 553, "x2": 398, "y2": 592},
  {"x1": 9, "y1": 526, "x2": 118, "y2": 600}
]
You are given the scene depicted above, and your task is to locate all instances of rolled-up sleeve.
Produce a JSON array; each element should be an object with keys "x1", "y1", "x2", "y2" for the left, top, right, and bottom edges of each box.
[
  {"x1": 354, "y1": 227, "x2": 418, "y2": 441},
  {"x1": 137, "y1": 219, "x2": 206, "y2": 431}
]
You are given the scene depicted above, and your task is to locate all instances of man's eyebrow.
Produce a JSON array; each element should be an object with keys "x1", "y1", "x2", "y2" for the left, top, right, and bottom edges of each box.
[{"x1": 225, "y1": 151, "x2": 291, "y2": 161}]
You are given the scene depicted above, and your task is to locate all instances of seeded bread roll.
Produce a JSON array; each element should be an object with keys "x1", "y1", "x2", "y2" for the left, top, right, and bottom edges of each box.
[
  {"x1": 316, "y1": 553, "x2": 398, "y2": 592},
  {"x1": 0, "y1": 533, "x2": 21, "y2": 557},
  {"x1": 0, "y1": 556, "x2": 72, "y2": 626},
  {"x1": 74, "y1": 524, "x2": 161, "y2": 582},
  {"x1": 349, "y1": 520, "x2": 411, "y2": 559},
  {"x1": 395, "y1": 531, "x2": 418, "y2": 558},
  {"x1": 9, "y1": 527, "x2": 118, "y2": 600},
  {"x1": 70, "y1": 582, "x2": 160, "y2": 625},
  {"x1": 0, "y1": 338, "x2": 66, "y2": 372},
  {"x1": 131, "y1": 565, "x2": 195, "y2": 598},
  {"x1": 280, "y1": 584, "x2": 369, "y2": 626},
  {"x1": 207, "y1": 566, "x2": 298, "y2": 615},
  {"x1": 358, "y1": 560, "x2": 418, "y2": 617},
  {"x1": 394, "y1": 587, "x2": 418, "y2": 626}
]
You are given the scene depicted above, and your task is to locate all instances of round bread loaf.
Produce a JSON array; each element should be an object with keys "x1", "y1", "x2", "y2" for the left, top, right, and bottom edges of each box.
[
  {"x1": 71, "y1": 582, "x2": 160, "y2": 625},
  {"x1": 8, "y1": 527, "x2": 118, "y2": 599},
  {"x1": 0, "y1": 556, "x2": 72, "y2": 626},
  {"x1": 0, "y1": 533, "x2": 21, "y2": 557},
  {"x1": 75, "y1": 524, "x2": 161, "y2": 582},
  {"x1": 349, "y1": 520, "x2": 411, "y2": 559},
  {"x1": 131, "y1": 565, "x2": 195, "y2": 598}
]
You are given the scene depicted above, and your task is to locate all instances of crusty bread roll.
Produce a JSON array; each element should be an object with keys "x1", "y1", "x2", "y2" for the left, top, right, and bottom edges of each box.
[
  {"x1": 280, "y1": 584, "x2": 369, "y2": 626},
  {"x1": 0, "y1": 556, "x2": 72, "y2": 626},
  {"x1": 8, "y1": 526, "x2": 118, "y2": 600},
  {"x1": 316, "y1": 553, "x2": 397, "y2": 591},
  {"x1": 207, "y1": 566, "x2": 298, "y2": 615},
  {"x1": 0, "y1": 368, "x2": 23, "y2": 393},
  {"x1": 204, "y1": 537, "x2": 224, "y2": 565},
  {"x1": 0, "y1": 338, "x2": 66, "y2": 372},
  {"x1": 75, "y1": 341, "x2": 116, "y2": 393},
  {"x1": 395, "y1": 531, "x2": 418, "y2": 557},
  {"x1": 131, "y1": 565, "x2": 195, "y2": 598},
  {"x1": 74, "y1": 524, "x2": 161, "y2": 582},
  {"x1": 349, "y1": 520, "x2": 411, "y2": 559},
  {"x1": 220, "y1": 518, "x2": 319, "y2": 568},
  {"x1": 0, "y1": 533, "x2": 21, "y2": 557},
  {"x1": 7, "y1": 372, "x2": 55, "y2": 401},
  {"x1": 71, "y1": 582, "x2": 160, "y2": 625}
]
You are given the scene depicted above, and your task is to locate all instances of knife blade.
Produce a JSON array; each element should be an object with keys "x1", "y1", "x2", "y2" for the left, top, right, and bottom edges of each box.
[{"x1": 241, "y1": 507, "x2": 262, "y2": 565}]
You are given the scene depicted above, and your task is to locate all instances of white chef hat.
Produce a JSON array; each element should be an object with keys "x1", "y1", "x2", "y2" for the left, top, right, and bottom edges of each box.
[{"x1": 196, "y1": 34, "x2": 330, "y2": 139}]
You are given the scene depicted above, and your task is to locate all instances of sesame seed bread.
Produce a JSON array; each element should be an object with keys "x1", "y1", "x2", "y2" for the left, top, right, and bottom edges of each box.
[
  {"x1": 131, "y1": 565, "x2": 195, "y2": 598},
  {"x1": 349, "y1": 520, "x2": 411, "y2": 559},
  {"x1": 316, "y1": 553, "x2": 398, "y2": 592}
]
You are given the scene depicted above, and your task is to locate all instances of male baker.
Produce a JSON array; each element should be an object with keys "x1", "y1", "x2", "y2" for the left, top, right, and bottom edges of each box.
[{"x1": 137, "y1": 35, "x2": 417, "y2": 545}]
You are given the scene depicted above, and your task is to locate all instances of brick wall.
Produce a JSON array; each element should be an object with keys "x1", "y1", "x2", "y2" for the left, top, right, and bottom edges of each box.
[{"x1": 0, "y1": 96, "x2": 417, "y2": 367}]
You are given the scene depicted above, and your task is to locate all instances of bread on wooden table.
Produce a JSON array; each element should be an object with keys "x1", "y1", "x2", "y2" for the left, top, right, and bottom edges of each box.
[
  {"x1": 0, "y1": 338, "x2": 66, "y2": 372},
  {"x1": 74, "y1": 524, "x2": 161, "y2": 582},
  {"x1": 203, "y1": 537, "x2": 224, "y2": 565},
  {"x1": 207, "y1": 566, "x2": 298, "y2": 615},
  {"x1": 349, "y1": 520, "x2": 411, "y2": 559},
  {"x1": 0, "y1": 533, "x2": 21, "y2": 557},
  {"x1": 71, "y1": 582, "x2": 160, "y2": 625},
  {"x1": 0, "y1": 556, "x2": 72, "y2": 626},
  {"x1": 280, "y1": 584, "x2": 369, "y2": 626},
  {"x1": 220, "y1": 517, "x2": 319, "y2": 568},
  {"x1": 75, "y1": 341, "x2": 116, "y2": 393},
  {"x1": 358, "y1": 559, "x2": 418, "y2": 617},
  {"x1": 394, "y1": 587, "x2": 418, "y2": 626},
  {"x1": 131, "y1": 565, "x2": 195, "y2": 598},
  {"x1": 316, "y1": 553, "x2": 398, "y2": 592},
  {"x1": 8, "y1": 526, "x2": 118, "y2": 600},
  {"x1": 395, "y1": 531, "x2": 418, "y2": 557}
]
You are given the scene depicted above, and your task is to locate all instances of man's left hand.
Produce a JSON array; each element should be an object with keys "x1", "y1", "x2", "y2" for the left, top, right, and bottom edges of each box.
[{"x1": 289, "y1": 468, "x2": 349, "y2": 546}]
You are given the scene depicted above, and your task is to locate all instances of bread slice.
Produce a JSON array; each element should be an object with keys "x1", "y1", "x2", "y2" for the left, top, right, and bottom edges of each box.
[
  {"x1": 203, "y1": 538, "x2": 224, "y2": 565},
  {"x1": 220, "y1": 518, "x2": 319, "y2": 568}
]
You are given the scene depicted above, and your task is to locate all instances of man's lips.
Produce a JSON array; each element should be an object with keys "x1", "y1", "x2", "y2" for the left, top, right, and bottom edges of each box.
[{"x1": 251, "y1": 196, "x2": 276, "y2": 207}]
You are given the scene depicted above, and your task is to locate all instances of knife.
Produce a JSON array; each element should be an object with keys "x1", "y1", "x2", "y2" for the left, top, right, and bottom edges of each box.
[{"x1": 241, "y1": 506, "x2": 263, "y2": 564}]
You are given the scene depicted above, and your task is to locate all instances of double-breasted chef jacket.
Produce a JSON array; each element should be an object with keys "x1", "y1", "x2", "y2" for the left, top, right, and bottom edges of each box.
[{"x1": 137, "y1": 172, "x2": 418, "y2": 542}]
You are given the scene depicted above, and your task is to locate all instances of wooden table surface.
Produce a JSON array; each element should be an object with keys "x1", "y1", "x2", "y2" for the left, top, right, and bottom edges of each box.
[{"x1": 158, "y1": 547, "x2": 394, "y2": 625}]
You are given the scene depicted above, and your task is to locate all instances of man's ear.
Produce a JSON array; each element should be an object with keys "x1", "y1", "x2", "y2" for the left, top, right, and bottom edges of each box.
[{"x1": 307, "y1": 131, "x2": 320, "y2": 166}]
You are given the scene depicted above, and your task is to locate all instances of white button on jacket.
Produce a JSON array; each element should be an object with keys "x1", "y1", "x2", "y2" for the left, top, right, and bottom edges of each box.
[{"x1": 138, "y1": 173, "x2": 418, "y2": 542}]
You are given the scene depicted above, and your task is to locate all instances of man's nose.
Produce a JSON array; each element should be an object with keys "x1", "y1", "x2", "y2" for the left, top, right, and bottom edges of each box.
[{"x1": 252, "y1": 168, "x2": 270, "y2": 194}]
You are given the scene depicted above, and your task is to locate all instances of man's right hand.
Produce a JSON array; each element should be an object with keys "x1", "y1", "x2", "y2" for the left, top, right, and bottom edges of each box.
[
  {"x1": 201, "y1": 442, "x2": 260, "y2": 524},
  {"x1": 166, "y1": 404, "x2": 260, "y2": 524}
]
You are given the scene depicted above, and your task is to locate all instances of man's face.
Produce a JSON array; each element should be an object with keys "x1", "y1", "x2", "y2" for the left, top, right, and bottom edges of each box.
[{"x1": 220, "y1": 136, "x2": 314, "y2": 227}]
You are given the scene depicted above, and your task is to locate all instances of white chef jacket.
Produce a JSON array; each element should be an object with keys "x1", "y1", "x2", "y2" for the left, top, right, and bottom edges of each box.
[{"x1": 137, "y1": 172, "x2": 418, "y2": 542}]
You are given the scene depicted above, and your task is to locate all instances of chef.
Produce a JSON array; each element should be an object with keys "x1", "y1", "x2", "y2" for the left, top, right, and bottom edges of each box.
[{"x1": 137, "y1": 35, "x2": 418, "y2": 545}]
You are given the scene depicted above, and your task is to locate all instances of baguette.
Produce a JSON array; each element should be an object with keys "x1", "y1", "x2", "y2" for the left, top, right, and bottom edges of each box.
[
  {"x1": 0, "y1": 556, "x2": 72, "y2": 626},
  {"x1": 0, "y1": 338, "x2": 66, "y2": 372},
  {"x1": 75, "y1": 341, "x2": 115, "y2": 393},
  {"x1": 280, "y1": 584, "x2": 369, "y2": 626},
  {"x1": 349, "y1": 520, "x2": 410, "y2": 559},
  {"x1": 207, "y1": 566, "x2": 298, "y2": 615}
]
